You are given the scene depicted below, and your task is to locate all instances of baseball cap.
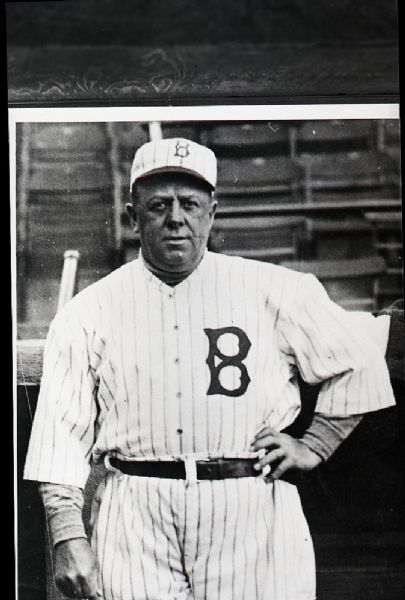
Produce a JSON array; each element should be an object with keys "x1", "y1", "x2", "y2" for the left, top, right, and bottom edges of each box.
[{"x1": 130, "y1": 137, "x2": 217, "y2": 190}]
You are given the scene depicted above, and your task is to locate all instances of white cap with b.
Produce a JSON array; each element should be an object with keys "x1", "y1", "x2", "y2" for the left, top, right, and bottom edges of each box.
[{"x1": 130, "y1": 138, "x2": 217, "y2": 190}]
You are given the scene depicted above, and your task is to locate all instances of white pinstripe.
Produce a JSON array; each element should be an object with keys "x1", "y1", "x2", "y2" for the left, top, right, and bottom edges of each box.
[{"x1": 24, "y1": 251, "x2": 395, "y2": 598}]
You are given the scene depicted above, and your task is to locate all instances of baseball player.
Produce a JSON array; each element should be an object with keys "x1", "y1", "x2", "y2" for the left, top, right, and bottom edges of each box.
[{"x1": 24, "y1": 138, "x2": 396, "y2": 600}]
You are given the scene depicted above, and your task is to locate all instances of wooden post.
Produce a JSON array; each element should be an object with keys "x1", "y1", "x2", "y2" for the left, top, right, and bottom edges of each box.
[{"x1": 57, "y1": 250, "x2": 80, "y2": 312}]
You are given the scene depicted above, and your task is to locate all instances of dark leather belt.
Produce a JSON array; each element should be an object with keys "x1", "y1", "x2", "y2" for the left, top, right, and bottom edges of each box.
[{"x1": 110, "y1": 457, "x2": 258, "y2": 480}]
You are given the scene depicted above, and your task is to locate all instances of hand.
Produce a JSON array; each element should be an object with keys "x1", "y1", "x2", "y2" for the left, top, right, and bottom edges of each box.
[
  {"x1": 54, "y1": 538, "x2": 102, "y2": 599},
  {"x1": 249, "y1": 427, "x2": 322, "y2": 482}
]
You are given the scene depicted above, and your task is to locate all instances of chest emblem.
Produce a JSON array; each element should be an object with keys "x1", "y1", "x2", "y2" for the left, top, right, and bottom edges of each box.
[{"x1": 204, "y1": 326, "x2": 251, "y2": 397}]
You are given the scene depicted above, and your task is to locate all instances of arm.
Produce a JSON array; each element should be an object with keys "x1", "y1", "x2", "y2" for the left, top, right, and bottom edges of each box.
[
  {"x1": 39, "y1": 483, "x2": 101, "y2": 600},
  {"x1": 277, "y1": 273, "x2": 395, "y2": 416},
  {"x1": 24, "y1": 305, "x2": 102, "y2": 597},
  {"x1": 24, "y1": 308, "x2": 99, "y2": 487},
  {"x1": 250, "y1": 414, "x2": 362, "y2": 480},
  {"x1": 251, "y1": 297, "x2": 397, "y2": 478}
]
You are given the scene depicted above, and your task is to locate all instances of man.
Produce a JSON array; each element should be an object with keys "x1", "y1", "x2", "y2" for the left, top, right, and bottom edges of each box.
[{"x1": 24, "y1": 137, "x2": 396, "y2": 600}]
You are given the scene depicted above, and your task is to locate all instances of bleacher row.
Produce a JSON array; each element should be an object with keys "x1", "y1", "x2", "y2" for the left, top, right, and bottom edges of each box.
[{"x1": 16, "y1": 120, "x2": 403, "y2": 338}]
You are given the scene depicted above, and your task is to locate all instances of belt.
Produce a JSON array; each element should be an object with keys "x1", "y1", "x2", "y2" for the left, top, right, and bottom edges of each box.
[{"x1": 109, "y1": 457, "x2": 259, "y2": 480}]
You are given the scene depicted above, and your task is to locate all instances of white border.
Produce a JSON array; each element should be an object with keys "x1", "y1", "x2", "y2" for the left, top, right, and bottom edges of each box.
[
  {"x1": 11, "y1": 103, "x2": 401, "y2": 600},
  {"x1": 8, "y1": 103, "x2": 400, "y2": 125}
]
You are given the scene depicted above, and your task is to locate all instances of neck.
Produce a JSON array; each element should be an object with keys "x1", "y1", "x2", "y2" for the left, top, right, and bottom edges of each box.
[{"x1": 141, "y1": 252, "x2": 204, "y2": 286}]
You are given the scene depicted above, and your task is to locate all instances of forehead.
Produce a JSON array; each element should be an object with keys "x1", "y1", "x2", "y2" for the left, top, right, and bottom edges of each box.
[{"x1": 136, "y1": 172, "x2": 212, "y2": 197}]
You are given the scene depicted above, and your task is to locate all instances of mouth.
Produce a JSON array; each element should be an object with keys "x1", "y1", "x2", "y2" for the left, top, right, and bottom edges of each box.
[{"x1": 164, "y1": 236, "x2": 189, "y2": 242}]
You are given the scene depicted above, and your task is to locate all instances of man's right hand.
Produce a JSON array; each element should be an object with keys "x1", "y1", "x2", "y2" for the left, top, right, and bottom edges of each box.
[{"x1": 54, "y1": 538, "x2": 102, "y2": 599}]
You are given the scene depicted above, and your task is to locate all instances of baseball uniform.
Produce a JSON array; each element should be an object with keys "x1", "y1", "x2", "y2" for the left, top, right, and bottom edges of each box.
[{"x1": 24, "y1": 249, "x2": 395, "y2": 600}]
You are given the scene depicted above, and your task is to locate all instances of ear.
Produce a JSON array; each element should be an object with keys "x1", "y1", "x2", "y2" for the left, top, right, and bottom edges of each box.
[
  {"x1": 209, "y1": 197, "x2": 218, "y2": 222},
  {"x1": 126, "y1": 202, "x2": 139, "y2": 233}
]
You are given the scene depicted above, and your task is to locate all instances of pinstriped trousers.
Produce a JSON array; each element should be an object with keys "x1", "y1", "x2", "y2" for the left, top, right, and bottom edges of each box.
[{"x1": 90, "y1": 471, "x2": 316, "y2": 600}]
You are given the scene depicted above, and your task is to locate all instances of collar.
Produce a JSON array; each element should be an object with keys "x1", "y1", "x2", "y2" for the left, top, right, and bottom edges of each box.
[{"x1": 139, "y1": 248, "x2": 209, "y2": 289}]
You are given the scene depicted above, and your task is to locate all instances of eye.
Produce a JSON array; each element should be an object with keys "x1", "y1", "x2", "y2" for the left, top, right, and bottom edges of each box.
[
  {"x1": 149, "y1": 200, "x2": 167, "y2": 213},
  {"x1": 182, "y1": 198, "x2": 199, "y2": 210}
]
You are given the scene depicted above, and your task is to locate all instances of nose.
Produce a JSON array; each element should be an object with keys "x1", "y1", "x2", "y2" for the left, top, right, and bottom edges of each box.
[{"x1": 167, "y1": 199, "x2": 184, "y2": 226}]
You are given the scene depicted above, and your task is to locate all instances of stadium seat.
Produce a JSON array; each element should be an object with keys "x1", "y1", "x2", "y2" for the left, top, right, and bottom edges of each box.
[
  {"x1": 28, "y1": 194, "x2": 113, "y2": 272},
  {"x1": 161, "y1": 122, "x2": 202, "y2": 143},
  {"x1": 300, "y1": 150, "x2": 400, "y2": 203},
  {"x1": 206, "y1": 122, "x2": 290, "y2": 154},
  {"x1": 304, "y1": 217, "x2": 375, "y2": 260},
  {"x1": 109, "y1": 122, "x2": 149, "y2": 168},
  {"x1": 31, "y1": 123, "x2": 109, "y2": 161},
  {"x1": 383, "y1": 120, "x2": 401, "y2": 147},
  {"x1": 212, "y1": 215, "x2": 305, "y2": 263},
  {"x1": 216, "y1": 155, "x2": 304, "y2": 197},
  {"x1": 364, "y1": 211, "x2": 403, "y2": 308},
  {"x1": 281, "y1": 256, "x2": 386, "y2": 311},
  {"x1": 29, "y1": 162, "x2": 111, "y2": 191},
  {"x1": 296, "y1": 120, "x2": 375, "y2": 153}
]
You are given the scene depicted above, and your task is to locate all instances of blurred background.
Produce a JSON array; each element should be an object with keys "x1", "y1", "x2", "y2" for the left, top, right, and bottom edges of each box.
[{"x1": 16, "y1": 119, "x2": 403, "y2": 339}]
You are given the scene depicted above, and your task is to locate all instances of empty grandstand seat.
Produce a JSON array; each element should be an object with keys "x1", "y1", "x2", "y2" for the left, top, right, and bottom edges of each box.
[
  {"x1": 303, "y1": 151, "x2": 399, "y2": 188},
  {"x1": 365, "y1": 211, "x2": 403, "y2": 266},
  {"x1": 29, "y1": 162, "x2": 111, "y2": 191},
  {"x1": 281, "y1": 256, "x2": 386, "y2": 311},
  {"x1": 110, "y1": 122, "x2": 149, "y2": 170},
  {"x1": 31, "y1": 123, "x2": 108, "y2": 161},
  {"x1": 305, "y1": 217, "x2": 375, "y2": 260},
  {"x1": 161, "y1": 123, "x2": 202, "y2": 142},
  {"x1": 300, "y1": 151, "x2": 400, "y2": 204},
  {"x1": 364, "y1": 211, "x2": 403, "y2": 308},
  {"x1": 28, "y1": 194, "x2": 113, "y2": 271},
  {"x1": 206, "y1": 122, "x2": 289, "y2": 154},
  {"x1": 383, "y1": 120, "x2": 401, "y2": 146},
  {"x1": 216, "y1": 156, "x2": 303, "y2": 197},
  {"x1": 296, "y1": 120, "x2": 375, "y2": 153},
  {"x1": 212, "y1": 215, "x2": 305, "y2": 263}
]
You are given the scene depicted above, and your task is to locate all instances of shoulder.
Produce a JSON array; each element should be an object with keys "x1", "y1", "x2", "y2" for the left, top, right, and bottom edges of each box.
[
  {"x1": 208, "y1": 251, "x2": 308, "y2": 287},
  {"x1": 52, "y1": 260, "x2": 141, "y2": 329}
]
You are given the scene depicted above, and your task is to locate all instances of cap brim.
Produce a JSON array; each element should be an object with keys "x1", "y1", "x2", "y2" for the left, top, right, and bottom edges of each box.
[{"x1": 132, "y1": 166, "x2": 215, "y2": 190}]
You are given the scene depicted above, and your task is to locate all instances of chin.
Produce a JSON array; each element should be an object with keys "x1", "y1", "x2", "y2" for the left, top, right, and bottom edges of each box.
[
  {"x1": 164, "y1": 251, "x2": 189, "y2": 268},
  {"x1": 162, "y1": 250, "x2": 198, "y2": 271}
]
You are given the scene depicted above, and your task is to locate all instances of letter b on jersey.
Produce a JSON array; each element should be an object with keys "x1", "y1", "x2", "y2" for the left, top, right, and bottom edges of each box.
[{"x1": 204, "y1": 327, "x2": 251, "y2": 397}]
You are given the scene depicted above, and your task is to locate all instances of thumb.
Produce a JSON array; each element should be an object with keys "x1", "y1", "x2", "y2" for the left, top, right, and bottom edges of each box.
[{"x1": 96, "y1": 562, "x2": 104, "y2": 598}]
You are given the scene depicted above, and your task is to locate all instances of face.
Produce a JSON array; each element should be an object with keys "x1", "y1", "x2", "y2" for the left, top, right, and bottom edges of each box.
[{"x1": 127, "y1": 173, "x2": 217, "y2": 273}]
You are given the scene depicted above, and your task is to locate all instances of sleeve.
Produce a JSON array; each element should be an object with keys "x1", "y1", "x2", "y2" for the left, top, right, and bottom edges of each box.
[
  {"x1": 278, "y1": 273, "x2": 396, "y2": 416},
  {"x1": 24, "y1": 306, "x2": 99, "y2": 488},
  {"x1": 300, "y1": 413, "x2": 363, "y2": 461},
  {"x1": 39, "y1": 483, "x2": 87, "y2": 547}
]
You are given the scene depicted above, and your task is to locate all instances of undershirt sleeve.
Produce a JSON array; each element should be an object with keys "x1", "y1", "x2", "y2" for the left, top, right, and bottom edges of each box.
[
  {"x1": 300, "y1": 413, "x2": 363, "y2": 461},
  {"x1": 39, "y1": 482, "x2": 87, "y2": 547}
]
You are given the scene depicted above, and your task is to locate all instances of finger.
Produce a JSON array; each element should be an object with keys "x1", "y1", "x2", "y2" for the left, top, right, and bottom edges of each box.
[
  {"x1": 55, "y1": 577, "x2": 81, "y2": 598},
  {"x1": 79, "y1": 574, "x2": 99, "y2": 600},
  {"x1": 251, "y1": 426, "x2": 277, "y2": 443},
  {"x1": 250, "y1": 437, "x2": 279, "y2": 452},
  {"x1": 253, "y1": 448, "x2": 284, "y2": 471},
  {"x1": 250, "y1": 435, "x2": 280, "y2": 452},
  {"x1": 96, "y1": 567, "x2": 104, "y2": 599},
  {"x1": 266, "y1": 458, "x2": 291, "y2": 482}
]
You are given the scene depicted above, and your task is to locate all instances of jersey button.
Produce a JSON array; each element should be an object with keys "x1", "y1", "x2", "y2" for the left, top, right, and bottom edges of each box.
[
  {"x1": 177, "y1": 392, "x2": 182, "y2": 398},
  {"x1": 174, "y1": 324, "x2": 179, "y2": 330},
  {"x1": 174, "y1": 357, "x2": 180, "y2": 364},
  {"x1": 177, "y1": 428, "x2": 183, "y2": 435}
]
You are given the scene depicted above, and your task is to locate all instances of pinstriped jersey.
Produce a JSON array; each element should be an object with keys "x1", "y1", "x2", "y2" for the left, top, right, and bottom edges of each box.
[{"x1": 24, "y1": 251, "x2": 395, "y2": 488}]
